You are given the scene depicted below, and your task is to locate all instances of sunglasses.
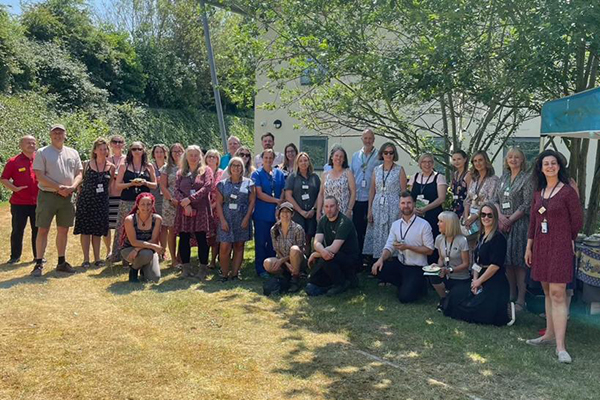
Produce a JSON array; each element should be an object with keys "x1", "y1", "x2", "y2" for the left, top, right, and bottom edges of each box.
[
  {"x1": 111, "y1": 140, "x2": 124, "y2": 144},
  {"x1": 131, "y1": 148, "x2": 144, "y2": 152},
  {"x1": 480, "y1": 212, "x2": 494, "y2": 219},
  {"x1": 383, "y1": 151, "x2": 395, "y2": 155},
  {"x1": 240, "y1": 153, "x2": 251, "y2": 158}
]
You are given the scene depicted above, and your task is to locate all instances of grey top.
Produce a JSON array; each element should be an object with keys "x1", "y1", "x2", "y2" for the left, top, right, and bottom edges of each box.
[
  {"x1": 435, "y1": 234, "x2": 470, "y2": 280},
  {"x1": 33, "y1": 144, "x2": 82, "y2": 192},
  {"x1": 284, "y1": 171, "x2": 321, "y2": 211}
]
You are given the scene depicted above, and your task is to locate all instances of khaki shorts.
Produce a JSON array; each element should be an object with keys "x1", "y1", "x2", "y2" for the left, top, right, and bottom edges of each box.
[{"x1": 35, "y1": 190, "x2": 75, "y2": 228}]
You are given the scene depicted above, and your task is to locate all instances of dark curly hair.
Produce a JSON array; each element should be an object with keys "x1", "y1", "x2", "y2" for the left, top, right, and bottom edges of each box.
[{"x1": 533, "y1": 150, "x2": 570, "y2": 191}]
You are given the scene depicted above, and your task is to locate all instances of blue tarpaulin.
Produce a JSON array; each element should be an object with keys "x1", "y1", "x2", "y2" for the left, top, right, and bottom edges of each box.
[{"x1": 541, "y1": 87, "x2": 600, "y2": 139}]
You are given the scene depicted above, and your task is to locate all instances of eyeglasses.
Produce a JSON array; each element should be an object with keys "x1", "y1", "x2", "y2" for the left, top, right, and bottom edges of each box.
[
  {"x1": 111, "y1": 140, "x2": 124, "y2": 144},
  {"x1": 383, "y1": 151, "x2": 395, "y2": 156},
  {"x1": 480, "y1": 212, "x2": 494, "y2": 219},
  {"x1": 131, "y1": 148, "x2": 143, "y2": 152},
  {"x1": 240, "y1": 153, "x2": 251, "y2": 158}
]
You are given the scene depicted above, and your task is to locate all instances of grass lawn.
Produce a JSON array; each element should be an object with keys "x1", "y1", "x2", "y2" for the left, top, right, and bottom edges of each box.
[{"x1": 1, "y1": 202, "x2": 599, "y2": 400}]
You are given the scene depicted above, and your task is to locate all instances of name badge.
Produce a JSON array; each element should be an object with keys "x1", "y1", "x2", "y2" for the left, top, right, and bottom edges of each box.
[
  {"x1": 230, "y1": 194, "x2": 238, "y2": 200},
  {"x1": 417, "y1": 194, "x2": 425, "y2": 201},
  {"x1": 541, "y1": 220, "x2": 548, "y2": 234},
  {"x1": 190, "y1": 189, "x2": 197, "y2": 195},
  {"x1": 302, "y1": 184, "x2": 309, "y2": 190},
  {"x1": 379, "y1": 196, "x2": 385, "y2": 205},
  {"x1": 453, "y1": 195, "x2": 459, "y2": 200},
  {"x1": 228, "y1": 203, "x2": 238, "y2": 210},
  {"x1": 361, "y1": 180, "x2": 367, "y2": 188},
  {"x1": 18, "y1": 167, "x2": 26, "y2": 172},
  {"x1": 502, "y1": 201, "x2": 511, "y2": 209},
  {"x1": 444, "y1": 256, "x2": 450, "y2": 264},
  {"x1": 538, "y1": 206, "x2": 546, "y2": 214},
  {"x1": 301, "y1": 193, "x2": 310, "y2": 201},
  {"x1": 504, "y1": 190, "x2": 510, "y2": 197},
  {"x1": 96, "y1": 184, "x2": 104, "y2": 193},
  {"x1": 472, "y1": 263, "x2": 482, "y2": 273}
]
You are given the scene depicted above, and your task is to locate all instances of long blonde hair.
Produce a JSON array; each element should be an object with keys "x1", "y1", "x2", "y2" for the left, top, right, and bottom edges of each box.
[
  {"x1": 293, "y1": 152, "x2": 314, "y2": 176},
  {"x1": 180, "y1": 145, "x2": 206, "y2": 177}
]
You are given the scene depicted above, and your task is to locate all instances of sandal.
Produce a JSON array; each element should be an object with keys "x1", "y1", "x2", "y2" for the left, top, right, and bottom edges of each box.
[
  {"x1": 81, "y1": 261, "x2": 91, "y2": 269},
  {"x1": 94, "y1": 260, "x2": 105, "y2": 268}
]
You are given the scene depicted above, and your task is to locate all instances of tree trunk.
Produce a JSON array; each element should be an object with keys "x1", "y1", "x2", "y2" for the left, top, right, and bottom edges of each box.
[{"x1": 584, "y1": 143, "x2": 600, "y2": 234}]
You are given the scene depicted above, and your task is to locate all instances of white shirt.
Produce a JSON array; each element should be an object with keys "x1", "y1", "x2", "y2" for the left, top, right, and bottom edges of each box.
[
  {"x1": 254, "y1": 152, "x2": 284, "y2": 169},
  {"x1": 383, "y1": 214, "x2": 434, "y2": 267}
]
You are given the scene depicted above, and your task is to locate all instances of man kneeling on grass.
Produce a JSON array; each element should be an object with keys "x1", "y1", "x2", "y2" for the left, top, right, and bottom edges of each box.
[
  {"x1": 371, "y1": 191, "x2": 434, "y2": 303},
  {"x1": 306, "y1": 196, "x2": 360, "y2": 296}
]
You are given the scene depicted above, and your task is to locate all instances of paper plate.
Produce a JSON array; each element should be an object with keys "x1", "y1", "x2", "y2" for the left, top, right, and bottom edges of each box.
[{"x1": 422, "y1": 265, "x2": 441, "y2": 273}]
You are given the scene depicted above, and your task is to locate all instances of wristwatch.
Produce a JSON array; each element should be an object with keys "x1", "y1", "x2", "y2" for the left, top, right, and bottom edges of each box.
[{"x1": 448, "y1": 267, "x2": 454, "y2": 274}]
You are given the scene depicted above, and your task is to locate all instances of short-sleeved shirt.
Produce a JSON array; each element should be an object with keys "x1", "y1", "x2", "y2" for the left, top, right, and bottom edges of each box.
[
  {"x1": 219, "y1": 153, "x2": 232, "y2": 170},
  {"x1": 33, "y1": 145, "x2": 82, "y2": 192},
  {"x1": 284, "y1": 172, "x2": 321, "y2": 212},
  {"x1": 251, "y1": 167, "x2": 286, "y2": 222},
  {"x1": 271, "y1": 221, "x2": 306, "y2": 259},
  {"x1": 407, "y1": 171, "x2": 447, "y2": 187},
  {"x1": 1, "y1": 152, "x2": 39, "y2": 205},
  {"x1": 384, "y1": 214, "x2": 434, "y2": 266},
  {"x1": 350, "y1": 148, "x2": 382, "y2": 202},
  {"x1": 434, "y1": 234, "x2": 470, "y2": 280},
  {"x1": 475, "y1": 232, "x2": 507, "y2": 271},
  {"x1": 316, "y1": 212, "x2": 359, "y2": 258}
]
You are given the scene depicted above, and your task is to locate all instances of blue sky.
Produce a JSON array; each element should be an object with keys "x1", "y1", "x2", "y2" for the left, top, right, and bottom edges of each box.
[{"x1": 1, "y1": 0, "x2": 112, "y2": 15}]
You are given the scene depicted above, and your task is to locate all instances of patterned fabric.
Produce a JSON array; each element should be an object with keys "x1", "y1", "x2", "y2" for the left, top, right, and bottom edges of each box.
[
  {"x1": 464, "y1": 174, "x2": 500, "y2": 233},
  {"x1": 108, "y1": 196, "x2": 120, "y2": 229},
  {"x1": 450, "y1": 171, "x2": 469, "y2": 218},
  {"x1": 493, "y1": 171, "x2": 533, "y2": 268},
  {"x1": 270, "y1": 220, "x2": 306, "y2": 259},
  {"x1": 174, "y1": 167, "x2": 213, "y2": 234},
  {"x1": 363, "y1": 164, "x2": 403, "y2": 257},
  {"x1": 208, "y1": 169, "x2": 225, "y2": 241},
  {"x1": 150, "y1": 163, "x2": 164, "y2": 217},
  {"x1": 217, "y1": 177, "x2": 254, "y2": 243},
  {"x1": 577, "y1": 244, "x2": 600, "y2": 287},
  {"x1": 323, "y1": 169, "x2": 351, "y2": 214},
  {"x1": 74, "y1": 166, "x2": 110, "y2": 236},
  {"x1": 160, "y1": 165, "x2": 178, "y2": 227}
]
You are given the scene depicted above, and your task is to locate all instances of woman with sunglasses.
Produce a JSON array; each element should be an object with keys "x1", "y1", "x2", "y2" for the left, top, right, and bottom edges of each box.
[
  {"x1": 109, "y1": 142, "x2": 157, "y2": 263},
  {"x1": 106, "y1": 135, "x2": 126, "y2": 258},
  {"x1": 408, "y1": 153, "x2": 448, "y2": 264},
  {"x1": 524, "y1": 150, "x2": 583, "y2": 363},
  {"x1": 363, "y1": 142, "x2": 407, "y2": 262},
  {"x1": 234, "y1": 146, "x2": 256, "y2": 179},
  {"x1": 159, "y1": 143, "x2": 185, "y2": 267},
  {"x1": 443, "y1": 203, "x2": 515, "y2": 326}
]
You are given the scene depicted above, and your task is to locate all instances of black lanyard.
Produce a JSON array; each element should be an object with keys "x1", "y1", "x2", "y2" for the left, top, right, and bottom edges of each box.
[
  {"x1": 265, "y1": 169, "x2": 275, "y2": 196},
  {"x1": 474, "y1": 176, "x2": 486, "y2": 198},
  {"x1": 541, "y1": 183, "x2": 560, "y2": 210},
  {"x1": 418, "y1": 172, "x2": 434, "y2": 195},
  {"x1": 361, "y1": 150, "x2": 375, "y2": 171},
  {"x1": 443, "y1": 237, "x2": 455, "y2": 262},
  {"x1": 474, "y1": 234, "x2": 488, "y2": 265},
  {"x1": 382, "y1": 165, "x2": 394, "y2": 189},
  {"x1": 400, "y1": 217, "x2": 416, "y2": 241}
]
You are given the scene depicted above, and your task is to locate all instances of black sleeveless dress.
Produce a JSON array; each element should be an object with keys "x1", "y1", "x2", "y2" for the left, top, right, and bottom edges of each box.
[
  {"x1": 411, "y1": 172, "x2": 443, "y2": 264},
  {"x1": 74, "y1": 165, "x2": 111, "y2": 236}
]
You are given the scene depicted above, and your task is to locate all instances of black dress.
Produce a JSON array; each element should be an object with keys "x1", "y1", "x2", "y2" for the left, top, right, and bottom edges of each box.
[
  {"x1": 411, "y1": 172, "x2": 443, "y2": 264},
  {"x1": 443, "y1": 232, "x2": 510, "y2": 326},
  {"x1": 74, "y1": 165, "x2": 111, "y2": 236}
]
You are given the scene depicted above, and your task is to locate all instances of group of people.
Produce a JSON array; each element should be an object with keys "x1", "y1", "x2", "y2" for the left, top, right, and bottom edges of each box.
[{"x1": 1, "y1": 126, "x2": 584, "y2": 363}]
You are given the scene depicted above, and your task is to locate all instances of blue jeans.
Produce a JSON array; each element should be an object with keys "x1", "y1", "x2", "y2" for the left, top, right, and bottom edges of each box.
[{"x1": 254, "y1": 219, "x2": 275, "y2": 275}]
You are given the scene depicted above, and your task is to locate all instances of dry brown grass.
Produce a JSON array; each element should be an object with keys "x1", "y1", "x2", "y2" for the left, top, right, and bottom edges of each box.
[{"x1": 1, "y1": 202, "x2": 600, "y2": 400}]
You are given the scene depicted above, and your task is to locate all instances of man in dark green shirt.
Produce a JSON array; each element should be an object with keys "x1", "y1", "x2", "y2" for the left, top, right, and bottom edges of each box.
[{"x1": 307, "y1": 196, "x2": 360, "y2": 296}]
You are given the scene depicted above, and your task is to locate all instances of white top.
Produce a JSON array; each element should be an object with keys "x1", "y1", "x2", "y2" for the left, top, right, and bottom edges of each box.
[
  {"x1": 33, "y1": 145, "x2": 82, "y2": 192},
  {"x1": 254, "y1": 152, "x2": 284, "y2": 169},
  {"x1": 383, "y1": 214, "x2": 434, "y2": 267},
  {"x1": 407, "y1": 171, "x2": 447, "y2": 187}
]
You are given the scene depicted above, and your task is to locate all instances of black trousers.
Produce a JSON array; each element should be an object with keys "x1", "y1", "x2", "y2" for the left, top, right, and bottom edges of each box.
[
  {"x1": 309, "y1": 252, "x2": 359, "y2": 287},
  {"x1": 378, "y1": 258, "x2": 426, "y2": 303},
  {"x1": 10, "y1": 204, "x2": 37, "y2": 260},
  {"x1": 352, "y1": 201, "x2": 369, "y2": 255},
  {"x1": 178, "y1": 232, "x2": 209, "y2": 264}
]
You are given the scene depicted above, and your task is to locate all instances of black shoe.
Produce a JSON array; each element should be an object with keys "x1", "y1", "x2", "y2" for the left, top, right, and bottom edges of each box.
[
  {"x1": 436, "y1": 301, "x2": 443, "y2": 312},
  {"x1": 288, "y1": 278, "x2": 301, "y2": 293},
  {"x1": 7, "y1": 257, "x2": 20, "y2": 265},
  {"x1": 326, "y1": 281, "x2": 349, "y2": 296},
  {"x1": 128, "y1": 267, "x2": 139, "y2": 282},
  {"x1": 56, "y1": 262, "x2": 76, "y2": 273},
  {"x1": 31, "y1": 265, "x2": 43, "y2": 277}
]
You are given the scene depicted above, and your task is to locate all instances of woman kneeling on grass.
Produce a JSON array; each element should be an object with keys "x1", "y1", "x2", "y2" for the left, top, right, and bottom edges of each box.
[
  {"x1": 121, "y1": 193, "x2": 164, "y2": 282},
  {"x1": 263, "y1": 202, "x2": 307, "y2": 292}
]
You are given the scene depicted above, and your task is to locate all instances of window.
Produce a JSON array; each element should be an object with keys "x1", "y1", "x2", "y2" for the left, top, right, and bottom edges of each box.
[
  {"x1": 300, "y1": 58, "x2": 327, "y2": 86},
  {"x1": 503, "y1": 137, "x2": 540, "y2": 170},
  {"x1": 300, "y1": 136, "x2": 328, "y2": 170}
]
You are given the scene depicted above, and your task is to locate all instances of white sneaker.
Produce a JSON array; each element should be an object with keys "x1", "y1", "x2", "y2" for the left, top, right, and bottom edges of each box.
[
  {"x1": 556, "y1": 350, "x2": 572, "y2": 364},
  {"x1": 506, "y1": 302, "x2": 516, "y2": 326}
]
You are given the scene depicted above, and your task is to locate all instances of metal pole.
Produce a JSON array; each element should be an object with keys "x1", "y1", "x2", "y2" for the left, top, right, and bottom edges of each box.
[{"x1": 200, "y1": 0, "x2": 228, "y2": 152}]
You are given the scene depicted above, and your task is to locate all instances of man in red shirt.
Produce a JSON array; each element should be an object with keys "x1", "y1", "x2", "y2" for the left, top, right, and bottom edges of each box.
[{"x1": 1, "y1": 135, "x2": 39, "y2": 264}]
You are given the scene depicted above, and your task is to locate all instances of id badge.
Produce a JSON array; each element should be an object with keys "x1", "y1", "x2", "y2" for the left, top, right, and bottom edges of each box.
[
  {"x1": 444, "y1": 256, "x2": 450, "y2": 264},
  {"x1": 502, "y1": 201, "x2": 511, "y2": 209},
  {"x1": 230, "y1": 194, "x2": 238, "y2": 200},
  {"x1": 472, "y1": 194, "x2": 478, "y2": 200},
  {"x1": 228, "y1": 203, "x2": 238, "y2": 210},
  {"x1": 302, "y1": 184, "x2": 309, "y2": 190},
  {"x1": 301, "y1": 193, "x2": 310, "y2": 201},
  {"x1": 472, "y1": 263, "x2": 482, "y2": 273},
  {"x1": 379, "y1": 196, "x2": 385, "y2": 205},
  {"x1": 453, "y1": 195, "x2": 459, "y2": 200},
  {"x1": 96, "y1": 184, "x2": 104, "y2": 193},
  {"x1": 417, "y1": 194, "x2": 425, "y2": 201},
  {"x1": 538, "y1": 206, "x2": 546, "y2": 215},
  {"x1": 361, "y1": 180, "x2": 367, "y2": 188},
  {"x1": 190, "y1": 189, "x2": 197, "y2": 196},
  {"x1": 541, "y1": 220, "x2": 548, "y2": 234},
  {"x1": 421, "y1": 199, "x2": 430, "y2": 205}
]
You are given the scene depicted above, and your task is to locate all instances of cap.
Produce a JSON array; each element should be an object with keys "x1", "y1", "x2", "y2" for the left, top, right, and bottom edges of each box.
[
  {"x1": 277, "y1": 201, "x2": 294, "y2": 214},
  {"x1": 50, "y1": 124, "x2": 66, "y2": 132}
]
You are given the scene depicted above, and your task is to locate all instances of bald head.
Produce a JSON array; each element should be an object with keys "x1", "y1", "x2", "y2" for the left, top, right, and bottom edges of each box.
[
  {"x1": 19, "y1": 135, "x2": 37, "y2": 157},
  {"x1": 361, "y1": 128, "x2": 375, "y2": 151}
]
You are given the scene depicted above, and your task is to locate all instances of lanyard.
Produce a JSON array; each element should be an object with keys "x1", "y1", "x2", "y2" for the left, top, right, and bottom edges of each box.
[
  {"x1": 443, "y1": 237, "x2": 455, "y2": 261},
  {"x1": 361, "y1": 149, "x2": 375, "y2": 171},
  {"x1": 474, "y1": 235, "x2": 486, "y2": 265},
  {"x1": 381, "y1": 165, "x2": 394, "y2": 189},
  {"x1": 399, "y1": 216, "x2": 416, "y2": 241},
  {"x1": 265, "y1": 169, "x2": 275, "y2": 196},
  {"x1": 474, "y1": 176, "x2": 487, "y2": 198},
  {"x1": 418, "y1": 172, "x2": 434, "y2": 195},
  {"x1": 541, "y1": 183, "x2": 560, "y2": 209}
]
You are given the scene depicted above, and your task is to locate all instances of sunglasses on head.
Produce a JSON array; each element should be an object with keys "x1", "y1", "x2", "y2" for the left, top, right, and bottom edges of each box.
[{"x1": 480, "y1": 212, "x2": 494, "y2": 219}]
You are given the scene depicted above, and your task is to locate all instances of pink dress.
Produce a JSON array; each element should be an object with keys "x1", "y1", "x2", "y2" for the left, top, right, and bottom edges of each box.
[
  {"x1": 174, "y1": 167, "x2": 214, "y2": 233},
  {"x1": 528, "y1": 185, "x2": 583, "y2": 283}
]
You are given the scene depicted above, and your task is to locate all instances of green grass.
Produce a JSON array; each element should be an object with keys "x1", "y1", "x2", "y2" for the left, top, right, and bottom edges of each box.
[{"x1": 0, "y1": 202, "x2": 599, "y2": 400}]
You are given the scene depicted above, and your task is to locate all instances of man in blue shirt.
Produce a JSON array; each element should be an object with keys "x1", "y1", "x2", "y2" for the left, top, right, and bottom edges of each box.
[
  {"x1": 219, "y1": 136, "x2": 241, "y2": 170},
  {"x1": 350, "y1": 128, "x2": 381, "y2": 262}
]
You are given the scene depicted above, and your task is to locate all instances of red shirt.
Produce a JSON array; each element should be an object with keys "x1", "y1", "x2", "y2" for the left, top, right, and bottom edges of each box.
[{"x1": 1, "y1": 152, "x2": 39, "y2": 205}]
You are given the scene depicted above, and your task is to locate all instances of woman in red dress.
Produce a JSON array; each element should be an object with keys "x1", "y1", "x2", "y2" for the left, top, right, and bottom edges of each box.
[{"x1": 525, "y1": 150, "x2": 583, "y2": 364}]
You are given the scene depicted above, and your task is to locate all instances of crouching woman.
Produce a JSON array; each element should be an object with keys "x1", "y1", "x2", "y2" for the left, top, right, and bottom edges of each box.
[{"x1": 121, "y1": 193, "x2": 164, "y2": 282}]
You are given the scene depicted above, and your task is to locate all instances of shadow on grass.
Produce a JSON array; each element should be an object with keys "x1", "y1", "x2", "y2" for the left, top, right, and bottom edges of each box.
[
  {"x1": 0, "y1": 260, "x2": 35, "y2": 272},
  {"x1": 0, "y1": 274, "x2": 49, "y2": 289},
  {"x1": 106, "y1": 280, "x2": 147, "y2": 295}
]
